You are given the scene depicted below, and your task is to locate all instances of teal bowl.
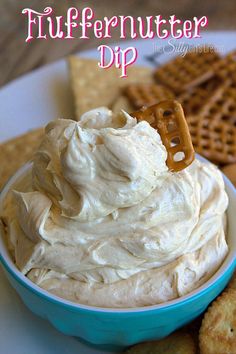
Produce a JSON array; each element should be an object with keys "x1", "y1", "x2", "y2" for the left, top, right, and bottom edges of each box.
[{"x1": 0, "y1": 159, "x2": 236, "y2": 351}]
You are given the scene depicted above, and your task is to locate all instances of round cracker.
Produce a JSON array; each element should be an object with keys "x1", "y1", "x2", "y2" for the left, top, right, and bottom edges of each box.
[
  {"x1": 126, "y1": 331, "x2": 196, "y2": 354},
  {"x1": 199, "y1": 289, "x2": 236, "y2": 354}
]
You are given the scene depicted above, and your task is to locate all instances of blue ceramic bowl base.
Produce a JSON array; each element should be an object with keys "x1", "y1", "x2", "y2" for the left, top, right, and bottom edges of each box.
[{"x1": 1, "y1": 258, "x2": 235, "y2": 351}]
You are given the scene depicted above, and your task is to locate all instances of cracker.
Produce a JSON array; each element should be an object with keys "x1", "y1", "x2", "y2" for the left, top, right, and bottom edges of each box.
[
  {"x1": 199, "y1": 289, "x2": 236, "y2": 354},
  {"x1": 187, "y1": 115, "x2": 236, "y2": 164},
  {"x1": 125, "y1": 331, "x2": 196, "y2": 354},
  {"x1": 68, "y1": 57, "x2": 153, "y2": 120},
  {"x1": 124, "y1": 83, "x2": 174, "y2": 109},
  {"x1": 0, "y1": 128, "x2": 44, "y2": 189},
  {"x1": 154, "y1": 48, "x2": 220, "y2": 94}
]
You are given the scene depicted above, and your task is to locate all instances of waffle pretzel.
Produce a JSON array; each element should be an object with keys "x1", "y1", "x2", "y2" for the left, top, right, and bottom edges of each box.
[
  {"x1": 178, "y1": 77, "x2": 222, "y2": 116},
  {"x1": 124, "y1": 83, "x2": 174, "y2": 109},
  {"x1": 196, "y1": 78, "x2": 236, "y2": 126},
  {"x1": 187, "y1": 115, "x2": 236, "y2": 164},
  {"x1": 154, "y1": 48, "x2": 220, "y2": 93},
  {"x1": 131, "y1": 100, "x2": 195, "y2": 172},
  {"x1": 214, "y1": 50, "x2": 236, "y2": 81}
]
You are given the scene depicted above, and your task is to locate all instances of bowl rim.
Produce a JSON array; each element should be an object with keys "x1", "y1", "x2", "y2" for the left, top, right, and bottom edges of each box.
[{"x1": 0, "y1": 156, "x2": 236, "y2": 314}]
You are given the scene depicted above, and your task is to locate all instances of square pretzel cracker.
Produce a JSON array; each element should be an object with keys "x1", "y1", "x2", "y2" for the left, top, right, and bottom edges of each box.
[
  {"x1": 154, "y1": 47, "x2": 220, "y2": 94},
  {"x1": 0, "y1": 128, "x2": 44, "y2": 189},
  {"x1": 214, "y1": 50, "x2": 236, "y2": 80},
  {"x1": 195, "y1": 78, "x2": 236, "y2": 127},
  {"x1": 187, "y1": 115, "x2": 236, "y2": 164},
  {"x1": 68, "y1": 57, "x2": 153, "y2": 120},
  {"x1": 123, "y1": 83, "x2": 174, "y2": 110},
  {"x1": 177, "y1": 77, "x2": 222, "y2": 116}
]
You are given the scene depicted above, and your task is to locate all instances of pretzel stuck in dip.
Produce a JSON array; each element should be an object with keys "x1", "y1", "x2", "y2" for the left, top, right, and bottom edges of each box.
[{"x1": 131, "y1": 100, "x2": 195, "y2": 172}]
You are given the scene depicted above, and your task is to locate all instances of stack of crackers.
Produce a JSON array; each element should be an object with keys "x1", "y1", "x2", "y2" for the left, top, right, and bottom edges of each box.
[{"x1": 0, "y1": 47, "x2": 235, "y2": 354}]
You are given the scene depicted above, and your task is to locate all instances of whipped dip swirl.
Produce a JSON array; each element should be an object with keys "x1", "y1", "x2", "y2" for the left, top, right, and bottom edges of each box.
[{"x1": 3, "y1": 108, "x2": 228, "y2": 307}]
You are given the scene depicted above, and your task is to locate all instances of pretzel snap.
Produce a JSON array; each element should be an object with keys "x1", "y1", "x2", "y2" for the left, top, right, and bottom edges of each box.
[
  {"x1": 124, "y1": 83, "x2": 174, "y2": 109},
  {"x1": 154, "y1": 49, "x2": 220, "y2": 93},
  {"x1": 131, "y1": 100, "x2": 195, "y2": 172}
]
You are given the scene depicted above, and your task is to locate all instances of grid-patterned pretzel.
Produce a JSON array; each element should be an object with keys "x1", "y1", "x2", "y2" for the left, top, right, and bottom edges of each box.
[
  {"x1": 131, "y1": 100, "x2": 195, "y2": 172},
  {"x1": 177, "y1": 77, "x2": 222, "y2": 116},
  {"x1": 124, "y1": 83, "x2": 174, "y2": 109},
  {"x1": 196, "y1": 79, "x2": 236, "y2": 127},
  {"x1": 214, "y1": 50, "x2": 236, "y2": 80},
  {"x1": 154, "y1": 49, "x2": 220, "y2": 94},
  {"x1": 187, "y1": 115, "x2": 236, "y2": 164}
]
